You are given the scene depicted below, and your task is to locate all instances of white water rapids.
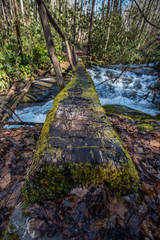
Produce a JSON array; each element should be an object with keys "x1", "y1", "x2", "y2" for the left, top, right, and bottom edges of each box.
[
  {"x1": 87, "y1": 64, "x2": 160, "y2": 116},
  {"x1": 6, "y1": 64, "x2": 160, "y2": 128}
]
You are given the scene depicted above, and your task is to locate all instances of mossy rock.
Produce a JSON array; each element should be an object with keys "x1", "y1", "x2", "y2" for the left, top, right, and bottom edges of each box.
[
  {"x1": 24, "y1": 61, "x2": 139, "y2": 203},
  {"x1": 103, "y1": 104, "x2": 159, "y2": 122}
]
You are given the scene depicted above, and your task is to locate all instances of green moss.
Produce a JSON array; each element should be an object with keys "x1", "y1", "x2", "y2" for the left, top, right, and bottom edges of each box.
[
  {"x1": 137, "y1": 124, "x2": 155, "y2": 131},
  {"x1": 24, "y1": 159, "x2": 139, "y2": 203},
  {"x1": 102, "y1": 104, "x2": 159, "y2": 122},
  {"x1": 3, "y1": 233, "x2": 20, "y2": 240},
  {"x1": 0, "y1": 223, "x2": 20, "y2": 240}
]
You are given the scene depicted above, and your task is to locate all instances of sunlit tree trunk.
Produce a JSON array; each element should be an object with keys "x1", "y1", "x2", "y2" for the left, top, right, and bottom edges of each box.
[
  {"x1": 9, "y1": 0, "x2": 14, "y2": 23},
  {"x1": 36, "y1": 0, "x2": 64, "y2": 90},
  {"x1": 1, "y1": 0, "x2": 10, "y2": 27},
  {"x1": 87, "y1": 0, "x2": 95, "y2": 55},
  {"x1": 42, "y1": 0, "x2": 76, "y2": 71},
  {"x1": 74, "y1": 0, "x2": 77, "y2": 41},
  {"x1": 20, "y1": 0, "x2": 24, "y2": 22},
  {"x1": 12, "y1": 0, "x2": 23, "y2": 61}
]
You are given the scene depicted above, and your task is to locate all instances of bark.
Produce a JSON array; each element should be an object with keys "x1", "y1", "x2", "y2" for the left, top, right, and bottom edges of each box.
[
  {"x1": 72, "y1": 45, "x2": 78, "y2": 66},
  {"x1": 36, "y1": 0, "x2": 64, "y2": 90}
]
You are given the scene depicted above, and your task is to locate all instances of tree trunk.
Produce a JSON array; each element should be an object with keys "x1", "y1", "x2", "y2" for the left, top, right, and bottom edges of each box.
[
  {"x1": 20, "y1": 0, "x2": 24, "y2": 22},
  {"x1": 74, "y1": 0, "x2": 77, "y2": 41},
  {"x1": 12, "y1": 0, "x2": 23, "y2": 60},
  {"x1": 2, "y1": 0, "x2": 10, "y2": 26},
  {"x1": 72, "y1": 45, "x2": 78, "y2": 66},
  {"x1": 36, "y1": 0, "x2": 64, "y2": 90},
  {"x1": 9, "y1": 0, "x2": 14, "y2": 23},
  {"x1": 87, "y1": 0, "x2": 95, "y2": 55},
  {"x1": 41, "y1": 0, "x2": 76, "y2": 71}
]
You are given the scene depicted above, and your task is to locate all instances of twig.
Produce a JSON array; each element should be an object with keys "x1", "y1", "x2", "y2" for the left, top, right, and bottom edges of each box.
[
  {"x1": 2, "y1": 78, "x2": 34, "y2": 122},
  {"x1": 5, "y1": 104, "x2": 23, "y2": 123},
  {"x1": 1, "y1": 121, "x2": 43, "y2": 126},
  {"x1": 134, "y1": 0, "x2": 160, "y2": 30},
  {"x1": 0, "y1": 106, "x2": 17, "y2": 122}
]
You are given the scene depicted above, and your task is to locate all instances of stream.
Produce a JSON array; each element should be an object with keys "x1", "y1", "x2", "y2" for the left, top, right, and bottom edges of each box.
[{"x1": 7, "y1": 64, "x2": 160, "y2": 128}]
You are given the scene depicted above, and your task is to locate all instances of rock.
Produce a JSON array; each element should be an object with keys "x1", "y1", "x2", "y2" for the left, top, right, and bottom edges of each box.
[
  {"x1": 70, "y1": 187, "x2": 89, "y2": 198},
  {"x1": 3, "y1": 204, "x2": 62, "y2": 240},
  {"x1": 27, "y1": 218, "x2": 47, "y2": 239}
]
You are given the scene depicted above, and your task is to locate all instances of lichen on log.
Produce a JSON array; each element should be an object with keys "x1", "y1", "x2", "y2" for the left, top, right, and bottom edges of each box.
[{"x1": 24, "y1": 60, "x2": 139, "y2": 203}]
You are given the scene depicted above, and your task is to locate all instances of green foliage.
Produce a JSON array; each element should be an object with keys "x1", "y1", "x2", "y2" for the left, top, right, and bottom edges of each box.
[{"x1": 0, "y1": 15, "x2": 65, "y2": 91}]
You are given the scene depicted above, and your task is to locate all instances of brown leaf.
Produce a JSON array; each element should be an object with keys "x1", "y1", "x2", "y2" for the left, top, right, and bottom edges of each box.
[{"x1": 150, "y1": 140, "x2": 160, "y2": 148}]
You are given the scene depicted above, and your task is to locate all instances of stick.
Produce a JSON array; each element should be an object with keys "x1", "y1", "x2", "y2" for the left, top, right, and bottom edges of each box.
[
  {"x1": 0, "y1": 83, "x2": 17, "y2": 119},
  {"x1": 134, "y1": 0, "x2": 160, "y2": 30},
  {"x1": 1, "y1": 121, "x2": 43, "y2": 126},
  {"x1": 2, "y1": 78, "x2": 34, "y2": 122}
]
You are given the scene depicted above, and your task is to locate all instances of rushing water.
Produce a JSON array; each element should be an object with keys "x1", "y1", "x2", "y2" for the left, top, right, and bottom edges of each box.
[
  {"x1": 87, "y1": 64, "x2": 160, "y2": 116},
  {"x1": 6, "y1": 64, "x2": 160, "y2": 128}
]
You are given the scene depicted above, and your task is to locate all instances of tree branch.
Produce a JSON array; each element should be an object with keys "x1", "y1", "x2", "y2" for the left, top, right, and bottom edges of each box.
[{"x1": 134, "y1": 0, "x2": 160, "y2": 30}]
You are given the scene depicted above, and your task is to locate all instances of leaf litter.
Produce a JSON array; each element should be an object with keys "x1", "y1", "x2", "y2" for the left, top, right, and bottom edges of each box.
[{"x1": 0, "y1": 114, "x2": 160, "y2": 239}]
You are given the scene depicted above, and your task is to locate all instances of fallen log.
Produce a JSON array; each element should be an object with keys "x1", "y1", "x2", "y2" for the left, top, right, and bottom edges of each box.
[
  {"x1": 24, "y1": 60, "x2": 139, "y2": 203},
  {"x1": 2, "y1": 78, "x2": 34, "y2": 122},
  {"x1": 0, "y1": 83, "x2": 17, "y2": 119}
]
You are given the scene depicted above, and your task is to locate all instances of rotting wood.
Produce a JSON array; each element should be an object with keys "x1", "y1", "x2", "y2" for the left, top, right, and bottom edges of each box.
[{"x1": 24, "y1": 60, "x2": 139, "y2": 203}]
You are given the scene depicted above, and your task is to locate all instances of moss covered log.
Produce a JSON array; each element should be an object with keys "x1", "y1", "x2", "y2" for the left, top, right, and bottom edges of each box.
[{"x1": 24, "y1": 60, "x2": 139, "y2": 203}]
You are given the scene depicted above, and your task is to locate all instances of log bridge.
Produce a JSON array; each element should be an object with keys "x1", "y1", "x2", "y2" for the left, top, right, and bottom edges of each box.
[{"x1": 25, "y1": 60, "x2": 139, "y2": 203}]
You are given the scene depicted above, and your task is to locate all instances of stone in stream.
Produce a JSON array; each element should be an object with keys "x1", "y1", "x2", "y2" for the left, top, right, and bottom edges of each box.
[
  {"x1": 23, "y1": 60, "x2": 139, "y2": 203},
  {"x1": 3, "y1": 204, "x2": 62, "y2": 240}
]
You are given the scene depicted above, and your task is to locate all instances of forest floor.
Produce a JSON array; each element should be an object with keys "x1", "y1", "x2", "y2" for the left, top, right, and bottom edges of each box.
[{"x1": 0, "y1": 112, "x2": 159, "y2": 239}]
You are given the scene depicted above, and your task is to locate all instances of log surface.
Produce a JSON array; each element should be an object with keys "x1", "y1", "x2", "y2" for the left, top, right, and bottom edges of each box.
[{"x1": 25, "y1": 60, "x2": 139, "y2": 202}]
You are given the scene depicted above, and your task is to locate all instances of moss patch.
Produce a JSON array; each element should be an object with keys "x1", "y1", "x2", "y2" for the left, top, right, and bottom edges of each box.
[
  {"x1": 137, "y1": 124, "x2": 155, "y2": 131},
  {"x1": 24, "y1": 159, "x2": 139, "y2": 203},
  {"x1": 103, "y1": 104, "x2": 159, "y2": 122}
]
